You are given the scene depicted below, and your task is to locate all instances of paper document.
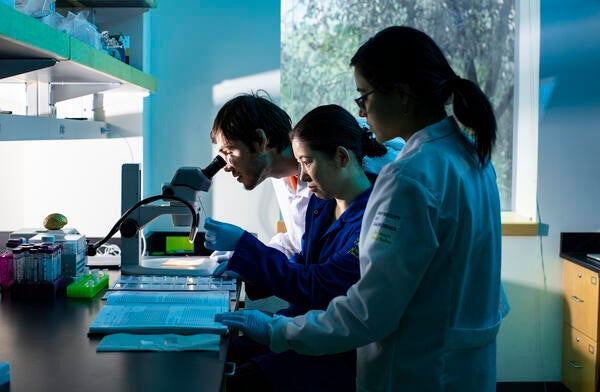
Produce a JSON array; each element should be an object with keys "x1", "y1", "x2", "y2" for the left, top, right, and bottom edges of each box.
[
  {"x1": 587, "y1": 253, "x2": 600, "y2": 262},
  {"x1": 89, "y1": 291, "x2": 230, "y2": 336},
  {"x1": 96, "y1": 333, "x2": 220, "y2": 352}
]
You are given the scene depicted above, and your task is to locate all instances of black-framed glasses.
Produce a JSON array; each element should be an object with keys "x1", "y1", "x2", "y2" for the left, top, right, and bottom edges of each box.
[{"x1": 354, "y1": 90, "x2": 375, "y2": 110}]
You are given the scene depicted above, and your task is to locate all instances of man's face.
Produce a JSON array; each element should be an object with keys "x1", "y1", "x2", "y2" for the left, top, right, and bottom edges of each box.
[{"x1": 214, "y1": 133, "x2": 268, "y2": 190}]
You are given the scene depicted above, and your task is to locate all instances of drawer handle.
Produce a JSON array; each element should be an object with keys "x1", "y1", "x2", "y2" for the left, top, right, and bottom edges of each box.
[
  {"x1": 570, "y1": 296, "x2": 584, "y2": 303},
  {"x1": 568, "y1": 360, "x2": 584, "y2": 369}
]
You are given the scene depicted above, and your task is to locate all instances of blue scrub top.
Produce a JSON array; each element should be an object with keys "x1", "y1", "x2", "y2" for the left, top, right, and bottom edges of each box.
[{"x1": 228, "y1": 184, "x2": 373, "y2": 316}]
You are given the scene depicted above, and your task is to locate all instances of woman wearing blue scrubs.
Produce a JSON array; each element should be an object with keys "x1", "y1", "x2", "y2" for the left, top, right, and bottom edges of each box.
[
  {"x1": 215, "y1": 26, "x2": 505, "y2": 391},
  {"x1": 204, "y1": 104, "x2": 387, "y2": 391}
]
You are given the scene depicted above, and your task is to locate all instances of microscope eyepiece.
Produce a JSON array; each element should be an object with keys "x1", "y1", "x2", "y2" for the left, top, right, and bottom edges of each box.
[{"x1": 201, "y1": 155, "x2": 226, "y2": 179}]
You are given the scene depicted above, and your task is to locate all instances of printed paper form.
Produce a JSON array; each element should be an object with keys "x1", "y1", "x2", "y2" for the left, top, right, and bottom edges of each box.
[{"x1": 89, "y1": 291, "x2": 230, "y2": 336}]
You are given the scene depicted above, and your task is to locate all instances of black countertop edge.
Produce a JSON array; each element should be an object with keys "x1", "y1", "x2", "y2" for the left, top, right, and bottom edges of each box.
[
  {"x1": 560, "y1": 232, "x2": 600, "y2": 254},
  {"x1": 560, "y1": 252, "x2": 600, "y2": 272}
]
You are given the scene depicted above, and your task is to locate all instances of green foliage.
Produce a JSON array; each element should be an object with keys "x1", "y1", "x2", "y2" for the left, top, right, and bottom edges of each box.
[{"x1": 281, "y1": 0, "x2": 516, "y2": 209}]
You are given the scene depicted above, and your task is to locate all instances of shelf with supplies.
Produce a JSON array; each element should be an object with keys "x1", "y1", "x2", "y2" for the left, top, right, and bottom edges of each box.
[
  {"x1": 0, "y1": 2, "x2": 156, "y2": 97},
  {"x1": 56, "y1": 0, "x2": 156, "y2": 7}
]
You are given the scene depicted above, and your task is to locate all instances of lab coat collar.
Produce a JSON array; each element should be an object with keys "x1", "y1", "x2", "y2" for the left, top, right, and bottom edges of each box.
[
  {"x1": 283, "y1": 174, "x2": 310, "y2": 196},
  {"x1": 397, "y1": 116, "x2": 458, "y2": 160},
  {"x1": 311, "y1": 183, "x2": 373, "y2": 232}
]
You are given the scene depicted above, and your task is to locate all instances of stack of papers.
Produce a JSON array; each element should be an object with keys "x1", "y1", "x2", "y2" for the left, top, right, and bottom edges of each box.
[
  {"x1": 96, "y1": 333, "x2": 220, "y2": 352},
  {"x1": 89, "y1": 291, "x2": 230, "y2": 336},
  {"x1": 587, "y1": 253, "x2": 600, "y2": 263}
]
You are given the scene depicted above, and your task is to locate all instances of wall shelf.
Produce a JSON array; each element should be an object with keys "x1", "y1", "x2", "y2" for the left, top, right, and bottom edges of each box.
[
  {"x1": 56, "y1": 0, "x2": 156, "y2": 8},
  {"x1": 0, "y1": 113, "x2": 108, "y2": 140},
  {"x1": 0, "y1": 3, "x2": 156, "y2": 97}
]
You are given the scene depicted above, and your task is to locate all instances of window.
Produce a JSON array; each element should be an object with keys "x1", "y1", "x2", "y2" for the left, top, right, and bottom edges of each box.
[
  {"x1": 0, "y1": 87, "x2": 144, "y2": 237},
  {"x1": 281, "y1": 0, "x2": 540, "y2": 220}
]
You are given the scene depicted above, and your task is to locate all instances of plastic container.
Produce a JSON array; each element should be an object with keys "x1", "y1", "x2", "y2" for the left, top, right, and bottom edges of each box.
[
  {"x1": 0, "y1": 248, "x2": 14, "y2": 290},
  {"x1": 66, "y1": 270, "x2": 109, "y2": 298},
  {"x1": 12, "y1": 247, "x2": 24, "y2": 283},
  {"x1": 29, "y1": 231, "x2": 86, "y2": 284},
  {"x1": 11, "y1": 275, "x2": 65, "y2": 300}
]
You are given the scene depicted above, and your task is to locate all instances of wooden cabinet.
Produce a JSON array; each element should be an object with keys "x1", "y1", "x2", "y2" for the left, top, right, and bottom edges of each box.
[{"x1": 562, "y1": 258, "x2": 600, "y2": 392}]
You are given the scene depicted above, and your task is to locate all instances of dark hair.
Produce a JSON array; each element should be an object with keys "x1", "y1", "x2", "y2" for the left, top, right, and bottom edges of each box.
[
  {"x1": 350, "y1": 26, "x2": 496, "y2": 165},
  {"x1": 291, "y1": 104, "x2": 386, "y2": 161},
  {"x1": 210, "y1": 92, "x2": 292, "y2": 153}
]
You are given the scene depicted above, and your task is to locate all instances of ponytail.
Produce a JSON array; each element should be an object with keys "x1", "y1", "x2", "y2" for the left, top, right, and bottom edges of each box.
[
  {"x1": 350, "y1": 26, "x2": 497, "y2": 166},
  {"x1": 451, "y1": 78, "x2": 497, "y2": 166},
  {"x1": 361, "y1": 128, "x2": 387, "y2": 158}
]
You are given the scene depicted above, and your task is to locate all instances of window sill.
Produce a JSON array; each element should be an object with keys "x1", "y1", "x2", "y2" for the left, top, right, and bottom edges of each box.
[
  {"x1": 280, "y1": 215, "x2": 540, "y2": 237},
  {"x1": 501, "y1": 212, "x2": 539, "y2": 236}
]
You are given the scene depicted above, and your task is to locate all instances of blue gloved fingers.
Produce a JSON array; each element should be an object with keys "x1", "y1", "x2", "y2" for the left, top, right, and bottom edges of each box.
[
  {"x1": 202, "y1": 217, "x2": 245, "y2": 251},
  {"x1": 214, "y1": 310, "x2": 271, "y2": 345},
  {"x1": 203, "y1": 216, "x2": 219, "y2": 232},
  {"x1": 214, "y1": 311, "x2": 243, "y2": 323},
  {"x1": 211, "y1": 260, "x2": 229, "y2": 277},
  {"x1": 209, "y1": 250, "x2": 234, "y2": 264}
]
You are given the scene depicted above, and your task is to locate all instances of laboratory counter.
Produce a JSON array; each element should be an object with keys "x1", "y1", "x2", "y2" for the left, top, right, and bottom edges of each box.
[
  {"x1": 0, "y1": 271, "x2": 235, "y2": 392},
  {"x1": 560, "y1": 231, "x2": 600, "y2": 272}
]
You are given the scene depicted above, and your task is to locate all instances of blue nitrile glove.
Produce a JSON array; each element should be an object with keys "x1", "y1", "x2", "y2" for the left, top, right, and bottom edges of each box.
[
  {"x1": 214, "y1": 310, "x2": 271, "y2": 346},
  {"x1": 209, "y1": 250, "x2": 234, "y2": 263},
  {"x1": 203, "y1": 217, "x2": 244, "y2": 251},
  {"x1": 211, "y1": 260, "x2": 243, "y2": 280}
]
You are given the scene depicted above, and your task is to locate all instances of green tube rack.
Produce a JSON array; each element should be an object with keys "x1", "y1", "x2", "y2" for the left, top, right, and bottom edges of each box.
[{"x1": 66, "y1": 271, "x2": 109, "y2": 298}]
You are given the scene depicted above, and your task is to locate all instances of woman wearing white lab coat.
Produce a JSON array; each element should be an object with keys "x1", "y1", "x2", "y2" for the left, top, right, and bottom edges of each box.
[{"x1": 216, "y1": 26, "x2": 505, "y2": 391}]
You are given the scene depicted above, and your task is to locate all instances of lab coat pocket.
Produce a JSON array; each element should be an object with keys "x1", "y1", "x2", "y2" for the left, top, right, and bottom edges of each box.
[
  {"x1": 445, "y1": 314, "x2": 502, "y2": 350},
  {"x1": 442, "y1": 316, "x2": 502, "y2": 391}
]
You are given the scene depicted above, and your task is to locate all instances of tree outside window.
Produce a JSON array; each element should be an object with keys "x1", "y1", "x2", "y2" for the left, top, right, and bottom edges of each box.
[{"x1": 281, "y1": 0, "x2": 516, "y2": 210}]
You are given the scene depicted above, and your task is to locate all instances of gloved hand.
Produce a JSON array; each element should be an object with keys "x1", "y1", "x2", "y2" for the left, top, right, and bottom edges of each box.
[
  {"x1": 214, "y1": 310, "x2": 272, "y2": 346},
  {"x1": 211, "y1": 260, "x2": 243, "y2": 280},
  {"x1": 203, "y1": 217, "x2": 244, "y2": 251},
  {"x1": 209, "y1": 250, "x2": 234, "y2": 264}
]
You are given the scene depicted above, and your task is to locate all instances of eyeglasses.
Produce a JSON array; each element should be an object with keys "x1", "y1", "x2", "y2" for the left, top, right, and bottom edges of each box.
[{"x1": 354, "y1": 90, "x2": 375, "y2": 110}]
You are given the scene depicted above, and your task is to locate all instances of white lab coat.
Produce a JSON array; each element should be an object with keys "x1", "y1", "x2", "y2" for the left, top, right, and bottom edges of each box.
[
  {"x1": 268, "y1": 138, "x2": 405, "y2": 258},
  {"x1": 269, "y1": 176, "x2": 311, "y2": 258},
  {"x1": 269, "y1": 117, "x2": 503, "y2": 391}
]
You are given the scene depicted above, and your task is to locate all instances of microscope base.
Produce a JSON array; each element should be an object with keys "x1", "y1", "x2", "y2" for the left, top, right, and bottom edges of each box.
[
  {"x1": 121, "y1": 255, "x2": 218, "y2": 276},
  {"x1": 121, "y1": 265, "x2": 215, "y2": 276}
]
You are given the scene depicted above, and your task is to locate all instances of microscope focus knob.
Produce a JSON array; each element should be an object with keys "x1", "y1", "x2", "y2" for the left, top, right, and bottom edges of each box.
[{"x1": 119, "y1": 218, "x2": 139, "y2": 238}]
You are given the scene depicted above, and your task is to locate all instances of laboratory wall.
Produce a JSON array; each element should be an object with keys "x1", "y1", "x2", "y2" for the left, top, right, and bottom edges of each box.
[
  {"x1": 497, "y1": 0, "x2": 600, "y2": 381},
  {"x1": 142, "y1": 0, "x2": 600, "y2": 382},
  {"x1": 143, "y1": 0, "x2": 281, "y2": 242}
]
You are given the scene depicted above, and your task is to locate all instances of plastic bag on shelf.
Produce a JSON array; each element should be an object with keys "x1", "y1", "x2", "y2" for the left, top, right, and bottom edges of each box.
[
  {"x1": 40, "y1": 10, "x2": 64, "y2": 29},
  {"x1": 15, "y1": 0, "x2": 54, "y2": 18},
  {"x1": 62, "y1": 10, "x2": 102, "y2": 50},
  {"x1": 0, "y1": 0, "x2": 16, "y2": 9}
]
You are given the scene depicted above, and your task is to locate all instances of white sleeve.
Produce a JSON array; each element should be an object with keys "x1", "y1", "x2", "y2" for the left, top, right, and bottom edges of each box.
[
  {"x1": 268, "y1": 178, "x2": 311, "y2": 257},
  {"x1": 269, "y1": 171, "x2": 439, "y2": 355}
]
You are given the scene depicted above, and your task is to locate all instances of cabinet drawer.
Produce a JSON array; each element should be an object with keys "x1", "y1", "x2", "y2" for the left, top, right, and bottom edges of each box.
[
  {"x1": 562, "y1": 324, "x2": 598, "y2": 392},
  {"x1": 563, "y1": 260, "x2": 599, "y2": 339}
]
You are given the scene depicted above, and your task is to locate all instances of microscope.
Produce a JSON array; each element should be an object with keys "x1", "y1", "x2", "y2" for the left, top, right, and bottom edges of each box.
[{"x1": 88, "y1": 155, "x2": 226, "y2": 276}]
